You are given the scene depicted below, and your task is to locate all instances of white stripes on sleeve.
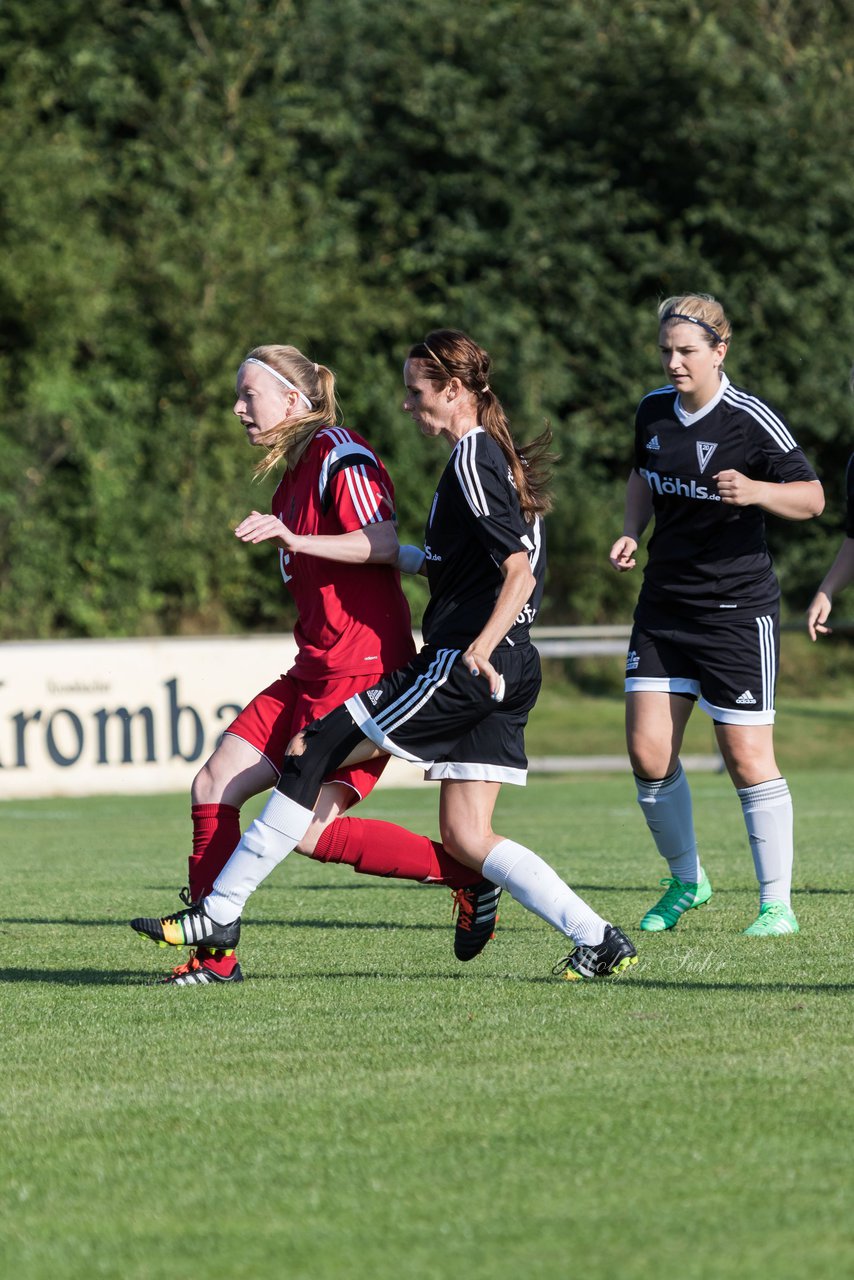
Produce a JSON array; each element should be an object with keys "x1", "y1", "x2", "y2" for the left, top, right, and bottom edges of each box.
[
  {"x1": 317, "y1": 427, "x2": 385, "y2": 525},
  {"x1": 723, "y1": 386, "x2": 798, "y2": 453}
]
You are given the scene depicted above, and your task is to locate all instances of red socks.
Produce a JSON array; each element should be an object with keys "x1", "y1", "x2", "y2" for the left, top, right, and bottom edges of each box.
[
  {"x1": 187, "y1": 804, "x2": 242, "y2": 972},
  {"x1": 311, "y1": 816, "x2": 481, "y2": 889},
  {"x1": 189, "y1": 803, "x2": 242, "y2": 901},
  {"x1": 194, "y1": 949, "x2": 238, "y2": 976},
  {"x1": 186, "y1": 806, "x2": 480, "y2": 976}
]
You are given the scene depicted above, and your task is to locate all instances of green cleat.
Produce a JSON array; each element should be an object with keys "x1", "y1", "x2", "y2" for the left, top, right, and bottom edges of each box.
[
  {"x1": 743, "y1": 901, "x2": 799, "y2": 936},
  {"x1": 640, "y1": 871, "x2": 713, "y2": 932}
]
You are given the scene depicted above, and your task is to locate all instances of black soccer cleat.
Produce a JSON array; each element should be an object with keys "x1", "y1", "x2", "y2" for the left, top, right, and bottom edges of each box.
[
  {"x1": 451, "y1": 880, "x2": 502, "y2": 961},
  {"x1": 130, "y1": 903, "x2": 241, "y2": 951},
  {"x1": 552, "y1": 924, "x2": 639, "y2": 981}
]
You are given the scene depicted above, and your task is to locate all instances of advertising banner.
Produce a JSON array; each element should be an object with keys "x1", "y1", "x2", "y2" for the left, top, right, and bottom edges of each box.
[{"x1": 0, "y1": 636, "x2": 418, "y2": 799}]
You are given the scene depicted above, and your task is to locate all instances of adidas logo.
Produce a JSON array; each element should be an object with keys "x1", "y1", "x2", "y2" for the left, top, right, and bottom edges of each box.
[
  {"x1": 735, "y1": 690, "x2": 757, "y2": 705},
  {"x1": 646, "y1": 435, "x2": 660, "y2": 451},
  {"x1": 366, "y1": 688, "x2": 383, "y2": 705}
]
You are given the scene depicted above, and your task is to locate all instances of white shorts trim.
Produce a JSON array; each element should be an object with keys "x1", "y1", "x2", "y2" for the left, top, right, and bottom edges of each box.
[
  {"x1": 625, "y1": 677, "x2": 701, "y2": 697},
  {"x1": 425, "y1": 762, "x2": 528, "y2": 785},
  {"x1": 222, "y1": 730, "x2": 272, "y2": 765},
  {"x1": 345, "y1": 694, "x2": 435, "y2": 768},
  {"x1": 698, "y1": 696, "x2": 776, "y2": 726}
]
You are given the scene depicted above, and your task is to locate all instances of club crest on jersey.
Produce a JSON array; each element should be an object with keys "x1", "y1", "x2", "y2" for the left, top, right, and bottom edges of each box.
[
  {"x1": 625, "y1": 649, "x2": 640, "y2": 671},
  {"x1": 696, "y1": 441, "x2": 718, "y2": 474}
]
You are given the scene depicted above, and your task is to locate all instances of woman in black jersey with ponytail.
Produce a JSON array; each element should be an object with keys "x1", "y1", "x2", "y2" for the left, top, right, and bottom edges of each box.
[
  {"x1": 133, "y1": 330, "x2": 638, "y2": 981},
  {"x1": 610, "y1": 293, "x2": 824, "y2": 938}
]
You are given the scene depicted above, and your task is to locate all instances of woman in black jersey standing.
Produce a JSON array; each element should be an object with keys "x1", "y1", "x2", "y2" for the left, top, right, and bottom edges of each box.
[
  {"x1": 134, "y1": 330, "x2": 638, "y2": 981},
  {"x1": 610, "y1": 294, "x2": 824, "y2": 937}
]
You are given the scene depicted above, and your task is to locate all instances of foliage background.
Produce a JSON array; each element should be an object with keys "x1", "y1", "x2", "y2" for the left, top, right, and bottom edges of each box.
[{"x1": 1, "y1": 0, "x2": 853, "y2": 639}]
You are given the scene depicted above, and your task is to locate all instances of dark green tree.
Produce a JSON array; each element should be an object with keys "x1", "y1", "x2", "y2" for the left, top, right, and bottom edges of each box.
[{"x1": 1, "y1": 0, "x2": 852, "y2": 637}]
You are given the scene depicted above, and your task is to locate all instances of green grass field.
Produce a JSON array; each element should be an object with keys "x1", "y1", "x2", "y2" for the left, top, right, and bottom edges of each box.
[
  {"x1": 2, "y1": 768, "x2": 852, "y2": 1280},
  {"x1": 529, "y1": 681, "x2": 854, "y2": 770}
]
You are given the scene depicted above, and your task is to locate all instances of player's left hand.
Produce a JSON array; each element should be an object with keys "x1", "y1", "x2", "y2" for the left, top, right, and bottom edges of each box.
[
  {"x1": 235, "y1": 510, "x2": 296, "y2": 550},
  {"x1": 714, "y1": 469, "x2": 761, "y2": 507},
  {"x1": 463, "y1": 647, "x2": 504, "y2": 700},
  {"x1": 806, "y1": 590, "x2": 832, "y2": 641}
]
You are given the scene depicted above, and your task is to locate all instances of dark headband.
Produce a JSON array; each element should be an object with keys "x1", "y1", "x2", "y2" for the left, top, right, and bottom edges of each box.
[
  {"x1": 662, "y1": 312, "x2": 726, "y2": 344},
  {"x1": 422, "y1": 342, "x2": 454, "y2": 378},
  {"x1": 420, "y1": 340, "x2": 490, "y2": 393}
]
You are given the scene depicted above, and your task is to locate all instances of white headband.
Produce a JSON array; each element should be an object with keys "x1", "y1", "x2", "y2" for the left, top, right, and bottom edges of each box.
[{"x1": 244, "y1": 357, "x2": 314, "y2": 410}]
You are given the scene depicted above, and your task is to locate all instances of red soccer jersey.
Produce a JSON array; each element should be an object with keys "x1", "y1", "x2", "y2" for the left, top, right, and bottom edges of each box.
[{"x1": 271, "y1": 426, "x2": 416, "y2": 680}]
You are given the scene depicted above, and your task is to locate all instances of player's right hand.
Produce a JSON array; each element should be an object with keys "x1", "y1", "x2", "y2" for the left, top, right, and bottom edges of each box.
[
  {"x1": 462, "y1": 648, "x2": 504, "y2": 699},
  {"x1": 234, "y1": 510, "x2": 294, "y2": 550},
  {"x1": 609, "y1": 535, "x2": 638, "y2": 572}
]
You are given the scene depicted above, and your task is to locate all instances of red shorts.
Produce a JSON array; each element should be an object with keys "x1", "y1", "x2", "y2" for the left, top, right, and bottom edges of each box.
[{"x1": 224, "y1": 671, "x2": 389, "y2": 803}]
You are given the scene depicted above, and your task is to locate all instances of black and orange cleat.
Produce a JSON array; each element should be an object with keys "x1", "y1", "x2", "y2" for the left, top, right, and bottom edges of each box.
[{"x1": 451, "y1": 880, "x2": 502, "y2": 961}]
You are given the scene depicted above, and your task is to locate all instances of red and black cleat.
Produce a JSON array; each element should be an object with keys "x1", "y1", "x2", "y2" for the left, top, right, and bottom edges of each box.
[{"x1": 451, "y1": 880, "x2": 502, "y2": 961}]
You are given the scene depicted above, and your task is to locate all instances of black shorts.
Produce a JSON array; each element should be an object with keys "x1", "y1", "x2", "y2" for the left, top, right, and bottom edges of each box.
[
  {"x1": 625, "y1": 603, "x2": 779, "y2": 725},
  {"x1": 346, "y1": 643, "x2": 542, "y2": 784}
]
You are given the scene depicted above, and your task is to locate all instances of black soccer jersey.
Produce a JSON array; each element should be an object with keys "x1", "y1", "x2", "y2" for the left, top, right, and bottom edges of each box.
[
  {"x1": 420, "y1": 427, "x2": 546, "y2": 649},
  {"x1": 845, "y1": 454, "x2": 854, "y2": 538},
  {"x1": 633, "y1": 374, "x2": 817, "y2": 614}
]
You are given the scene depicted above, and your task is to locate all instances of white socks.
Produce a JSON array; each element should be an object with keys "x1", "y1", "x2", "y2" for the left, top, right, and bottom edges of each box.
[
  {"x1": 634, "y1": 763, "x2": 703, "y2": 885},
  {"x1": 204, "y1": 791, "x2": 314, "y2": 923},
  {"x1": 737, "y1": 778, "x2": 793, "y2": 907},
  {"x1": 482, "y1": 838, "x2": 607, "y2": 946},
  {"x1": 635, "y1": 766, "x2": 794, "y2": 906}
]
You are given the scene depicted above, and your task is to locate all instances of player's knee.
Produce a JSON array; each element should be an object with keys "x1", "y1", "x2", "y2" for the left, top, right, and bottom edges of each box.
[
  {"x1": 439, "y1": 818, "x2": 483, "y2": 863},
  {"x1": 629, "y1": 741, "x2": 678, "y2": 779},
  {"x1": 720, "y1": 744, "x2": 777, "y2": 789},
  {"x1": 191, "y1": 757, "x2": 220, "y2": 805},
  {"x1": 715, "y1": 723, "x2": 777, "y2": 786}
]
